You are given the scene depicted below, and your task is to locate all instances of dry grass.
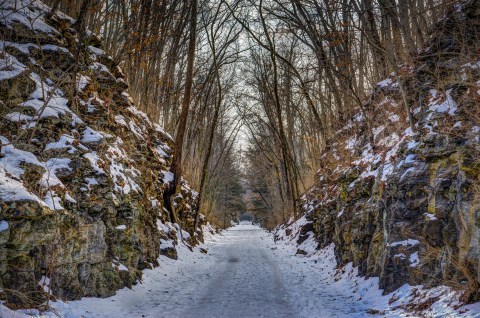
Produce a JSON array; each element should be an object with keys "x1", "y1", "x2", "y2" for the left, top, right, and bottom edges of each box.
[{"x1": 403, "y1": 226, "x2": 480, "y2": 304}]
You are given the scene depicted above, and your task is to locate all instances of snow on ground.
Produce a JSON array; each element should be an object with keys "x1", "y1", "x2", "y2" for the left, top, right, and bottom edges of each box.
[
  {"x1": 2, "y1": 222, "x2": 480, "y2": 318},
  {"x1": 275, "y1": 219, "x2": 480, "y2": 318}
]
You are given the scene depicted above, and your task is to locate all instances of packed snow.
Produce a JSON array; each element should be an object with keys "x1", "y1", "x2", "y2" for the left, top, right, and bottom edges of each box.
[{"x1": 2, "y1": 222, "x2": 479, "y2": 318}]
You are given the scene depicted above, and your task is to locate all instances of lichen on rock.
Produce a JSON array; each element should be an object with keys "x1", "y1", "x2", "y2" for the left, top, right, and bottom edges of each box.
[
  {"x1": 291, "y1": 0, "x2": 480, "y2": 304},
  {"x1": 0, "y1": 0, "x2": 201, "y2": 307}
]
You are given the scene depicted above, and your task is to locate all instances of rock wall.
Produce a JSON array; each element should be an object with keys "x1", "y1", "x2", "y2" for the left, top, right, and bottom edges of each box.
[
  {"x1": 290, "y1": 0, "x2": 480, "y2": 302},
  {"x1": 0, "y1": 0, "x2": 201, "y2": 306}
]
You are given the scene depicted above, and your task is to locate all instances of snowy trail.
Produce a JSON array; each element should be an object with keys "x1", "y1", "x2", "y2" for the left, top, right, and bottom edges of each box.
[
  {"x1": 42, "y1": 223, "x2": 371, "y2": 318},
  {"x1": 178, "y1": 224, "x2": 295, "y2": 318},
  {"x1": 6, "y1": 222, "x2": 477, "y2": 318},
  {"x1": 3, "y1": 224, "x2": 480, "y2": 317}
]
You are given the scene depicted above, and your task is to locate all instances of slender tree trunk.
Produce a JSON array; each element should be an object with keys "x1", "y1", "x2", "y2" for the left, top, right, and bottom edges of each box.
[
  {"x1": 194, "y1": 5, "x2": 225, "y2": 232},
  {"x1": 73, "y1": 0, "x2": 92, "y2": 31},
  {"x1": 165, "y1": 0, "x2": 198, "y2": 225},
  {"x1": 259, "y1": 0, "x2": 297, "y2": 217}
]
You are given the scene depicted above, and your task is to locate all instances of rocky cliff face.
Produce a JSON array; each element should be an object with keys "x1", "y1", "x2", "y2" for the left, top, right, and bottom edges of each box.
[
  {"x1": 282, "y1": 0, "x2": 480, "y2": 304},
  {"x1": 0, "y1": 0, "x2": 201, "y2": 306}
]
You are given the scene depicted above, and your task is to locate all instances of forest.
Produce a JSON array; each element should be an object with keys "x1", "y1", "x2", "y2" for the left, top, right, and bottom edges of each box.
[
  {"x1": 1, "y1": 0, "x2": 480, "y2": 316},
  {"x1": 38, "y1": 0, "x2": 456, "y2": 228}
]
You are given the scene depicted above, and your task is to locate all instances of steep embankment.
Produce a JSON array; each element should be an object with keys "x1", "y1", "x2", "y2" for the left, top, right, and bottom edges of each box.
[
  {"x1": 0, "y1": 0, "x2": 201, "y2": 307},
  {"x1": 279, "y1": 0, "x2": 480, "y2": 312}
]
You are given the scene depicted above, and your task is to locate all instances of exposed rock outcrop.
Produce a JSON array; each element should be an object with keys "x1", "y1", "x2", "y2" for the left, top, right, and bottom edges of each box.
[
  {"x1": 285, "y1": 0, "x2": 480, "y2": 304},
  {"x1": 0, "y1": 0, "x2": 201, "y2": 306}
]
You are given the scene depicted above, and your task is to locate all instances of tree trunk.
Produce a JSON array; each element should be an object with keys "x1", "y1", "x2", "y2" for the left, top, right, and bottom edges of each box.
[{"x1": 165, "y1": 0, "x2": 198, "y2": 225}]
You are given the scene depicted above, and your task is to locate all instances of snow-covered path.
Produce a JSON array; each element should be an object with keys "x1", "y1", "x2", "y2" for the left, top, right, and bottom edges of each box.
[
  {"x1": 42, "y1": 223, "x2": 368, "y2": 318},
  {"x1": 5, "y1": 222, "x2": 478, "y2": 318},
  {"x1": 178, "y1": 224, "x2": 295, "y2": 318}
]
